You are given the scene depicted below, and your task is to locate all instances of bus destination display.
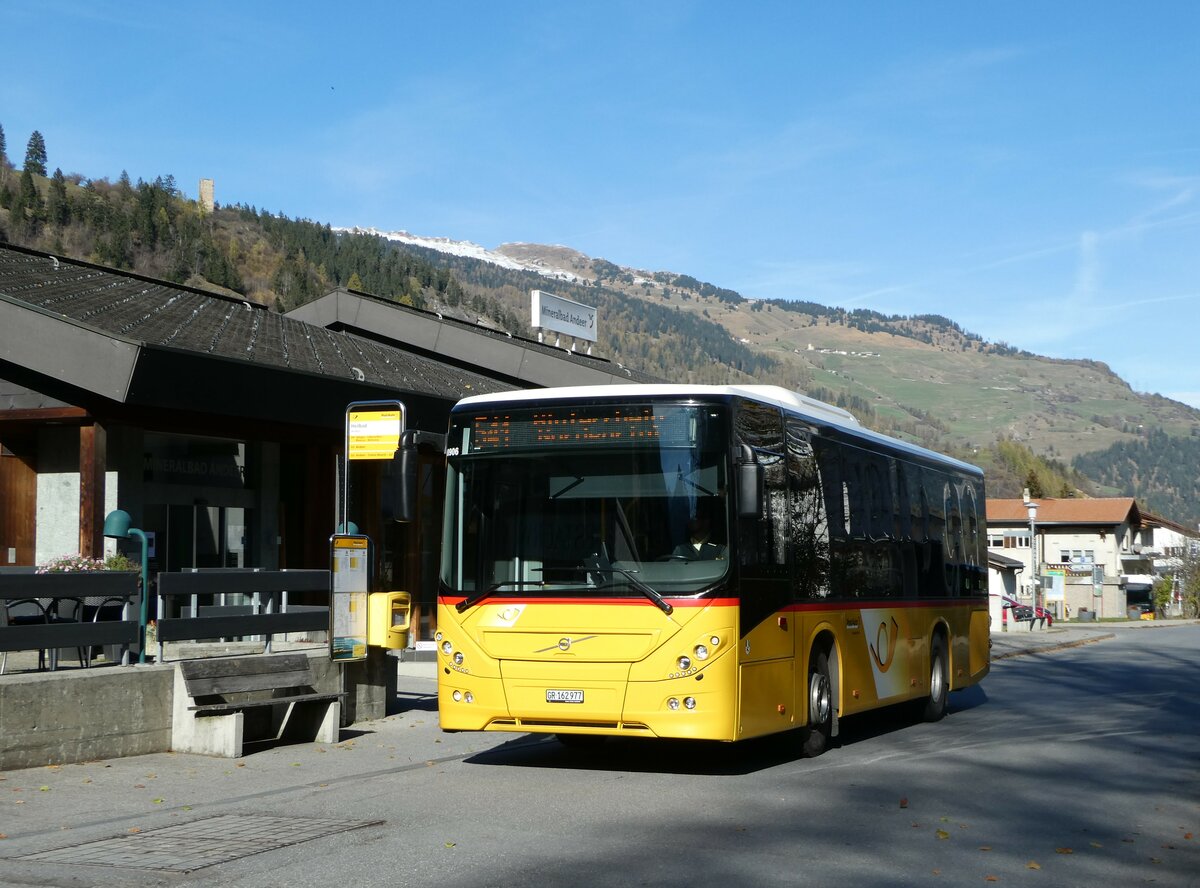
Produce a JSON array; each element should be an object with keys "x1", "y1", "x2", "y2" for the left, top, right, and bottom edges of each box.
[{"x1": 465, "y1": 405, "x2": 699, "y2": 452}]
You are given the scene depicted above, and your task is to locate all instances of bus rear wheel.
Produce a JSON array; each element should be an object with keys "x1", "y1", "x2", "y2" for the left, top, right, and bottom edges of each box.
[
  {"x1": 801, "y1": 649, "x2": 833, "y2": 758},
  {"x1": 919, "y1": 635, "x2": 949, "y2": 722}
]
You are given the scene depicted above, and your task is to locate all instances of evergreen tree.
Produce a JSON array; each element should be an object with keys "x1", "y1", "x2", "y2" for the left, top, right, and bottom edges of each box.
[
  {"x1": 24, "y1": 130, "x2": 47, "y2": 176},
  {"x1": 16, "y1": 168, "x2": 44, "y2": 235},
  {"x1": 347, "y1": 271, "x2": 363, "y2": 290},
  {"x1": 47, "y1": 168, "x2": 70, "y2": 229},
  {"x1": 0, "y1": 121, "x2": 7, "y2": 165}
]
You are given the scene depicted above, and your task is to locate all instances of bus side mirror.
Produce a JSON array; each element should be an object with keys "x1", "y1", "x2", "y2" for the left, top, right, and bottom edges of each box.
[
  {"x1": 384, "y1": 430, "x2": 446, "y2": 523},
  {"x1": 736, "y1": 446, "x2": 763, "y2": 518},
  {"x1": 387, "y1": 444, "x2": 418, "y2": 523}
]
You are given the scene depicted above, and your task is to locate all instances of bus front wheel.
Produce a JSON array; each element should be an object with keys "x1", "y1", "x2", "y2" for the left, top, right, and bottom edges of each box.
[
  {"x1": 801, "y1": 649, "x2": 833, "y2": 758},
  {"x1": 919, "y1": 635, "x2": 949, "y2": 722}
]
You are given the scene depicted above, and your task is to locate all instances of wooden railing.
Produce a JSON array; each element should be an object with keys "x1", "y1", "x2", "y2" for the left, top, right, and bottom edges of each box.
[{"x1": 155, "y1": 569, "x2": 330, "y2": 661}]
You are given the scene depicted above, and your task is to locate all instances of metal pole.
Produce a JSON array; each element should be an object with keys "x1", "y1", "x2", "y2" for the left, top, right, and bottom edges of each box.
[
  {"x1": 1029, "y1": 507, "x2": 1038, "y2": 630},
  {"x1": 130, "y1": 528, "x2": 149, "y2": 664}
]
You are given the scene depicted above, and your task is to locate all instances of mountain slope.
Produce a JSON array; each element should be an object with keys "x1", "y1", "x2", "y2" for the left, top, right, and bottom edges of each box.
[
  {"x1": 4, "y1": 160, "x2": 1197, "y2": 523},
  {"x1": 367, "y1": 230, "x2": 1200, "y2": 521}
]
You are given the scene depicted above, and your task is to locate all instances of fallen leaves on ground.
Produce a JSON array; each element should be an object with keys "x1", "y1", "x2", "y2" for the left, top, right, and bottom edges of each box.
[
  {"x1": 936, "y1": 829, "x2": 950, "y2": 840},
  {"x1": 1055, "y1": 847, "x2": 1073, "y2": 854},
  {"x1": 1026, "y1": 861, "x2": 1041, "y2": 870}
]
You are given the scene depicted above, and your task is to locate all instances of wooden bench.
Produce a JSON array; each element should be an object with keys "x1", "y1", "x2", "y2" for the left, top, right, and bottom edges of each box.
[{"x1": 171, "y1": 653, "x2": 342, "y2": 758}]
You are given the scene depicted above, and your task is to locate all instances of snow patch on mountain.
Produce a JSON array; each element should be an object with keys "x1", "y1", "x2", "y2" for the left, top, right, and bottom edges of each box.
[{"x1": 337, "y1": 227, "x2": 581, "y2": 283}]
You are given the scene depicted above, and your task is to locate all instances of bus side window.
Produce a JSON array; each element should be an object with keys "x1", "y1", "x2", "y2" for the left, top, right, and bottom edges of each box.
[
  {"x1": 962, "y1": 481, "x2": 982, "y2": 593},
  {"x1": 943, "y1": 481, "x2": 962, "y2": 596},
  {"x1": 786, "y1": 419, "x2": 829, "y2": 600},
  {"x1": 734, "y1": 401, "x2": 787, "y2": 570}
]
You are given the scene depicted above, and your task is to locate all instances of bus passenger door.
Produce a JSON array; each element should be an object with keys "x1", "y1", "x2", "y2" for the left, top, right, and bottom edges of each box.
[{"x1": 733, "y1": 400, "x2": 795, "y2": 738}]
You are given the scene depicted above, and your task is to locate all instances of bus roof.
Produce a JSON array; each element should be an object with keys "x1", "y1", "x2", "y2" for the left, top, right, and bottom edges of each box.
[{"x1": 454, "y1": 384, "x2": 982, "y2": 477}]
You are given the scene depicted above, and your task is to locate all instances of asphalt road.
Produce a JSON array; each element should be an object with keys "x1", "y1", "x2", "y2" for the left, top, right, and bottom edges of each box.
[{"x1": 1, "y1": 624, "x2": 1197, "y2": 887}]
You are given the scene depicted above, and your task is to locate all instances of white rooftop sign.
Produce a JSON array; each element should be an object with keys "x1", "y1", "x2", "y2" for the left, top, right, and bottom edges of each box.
[{"x1": 531, "y1": 289, "x2": 598, "y2": 344}]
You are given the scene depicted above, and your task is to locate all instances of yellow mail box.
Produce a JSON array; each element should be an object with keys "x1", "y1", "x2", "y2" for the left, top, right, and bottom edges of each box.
[{"x1": 368, "y1": 591, "x2": 411, "y2": 648}]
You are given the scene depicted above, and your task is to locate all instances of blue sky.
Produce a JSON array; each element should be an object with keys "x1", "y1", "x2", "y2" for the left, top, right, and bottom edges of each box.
[{"x1": 5, "y1": 1, "x2": 1199, "y2": 408}]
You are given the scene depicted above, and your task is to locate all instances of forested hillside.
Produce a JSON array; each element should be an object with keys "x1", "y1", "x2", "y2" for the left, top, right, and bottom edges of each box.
[
  {"x1": 2, "y1": 121, "x2": 1198, "y2": 525},
  {"x1": 1074, "y1": 430, "x2": 1200, "y2": 525}
]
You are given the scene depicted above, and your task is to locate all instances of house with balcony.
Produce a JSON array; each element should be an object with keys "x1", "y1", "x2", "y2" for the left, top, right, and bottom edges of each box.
[
  {"x1": 986, "y1": 497, "x2": 1152, "y2": 621},
  {"x1": 1137, "y1": 512, "x2": 1200, "y2": 616}
]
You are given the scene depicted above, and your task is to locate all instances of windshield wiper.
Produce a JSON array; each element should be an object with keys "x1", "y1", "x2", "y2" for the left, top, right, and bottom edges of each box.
[
  {"x1": 550, "y1": 565, "x2": 673, "y2": 616},
  {"x1": 550, "y1": 475, "x2": 585, "y2": 499},
  {"x1": 456, "y1": 580, "x2": 545, "y2": 613}
]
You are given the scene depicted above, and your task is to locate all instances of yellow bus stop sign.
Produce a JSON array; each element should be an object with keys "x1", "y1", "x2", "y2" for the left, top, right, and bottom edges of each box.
[{"x1": 347, "y1": 408, "x2": 403, "y2": 461}]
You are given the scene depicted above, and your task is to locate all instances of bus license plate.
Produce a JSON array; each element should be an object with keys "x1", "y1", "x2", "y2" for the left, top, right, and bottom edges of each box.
[{"x1": 546, "y1": 689, "x2": 584, "y2": 703}]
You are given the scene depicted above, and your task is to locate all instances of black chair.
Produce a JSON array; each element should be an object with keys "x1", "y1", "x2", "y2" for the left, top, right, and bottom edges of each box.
[
  {"x1": 0, "y1": 598, "x2": 50, "y2": 673},
  {"x1": 45, "y1": 596, "x2": 95, "y2": 669},
  {"x1": 84, "y1": 595, "x2": 131, "y2": 665}
]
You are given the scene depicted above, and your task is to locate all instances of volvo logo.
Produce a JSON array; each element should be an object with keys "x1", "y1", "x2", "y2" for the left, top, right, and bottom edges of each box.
[{"x1": 535, "y1": 635, "x2": 598, "y2": 654}]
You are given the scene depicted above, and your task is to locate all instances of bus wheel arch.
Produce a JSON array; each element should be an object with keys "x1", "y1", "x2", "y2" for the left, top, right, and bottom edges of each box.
[{"x1": 800, "y1": 632, "x2": 839, "y2": 758}]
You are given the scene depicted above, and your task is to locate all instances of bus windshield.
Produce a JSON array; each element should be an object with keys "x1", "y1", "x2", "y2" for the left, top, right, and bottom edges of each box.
[{"x1": 440, "y1": 403, "x2": 730, "y2": 603}]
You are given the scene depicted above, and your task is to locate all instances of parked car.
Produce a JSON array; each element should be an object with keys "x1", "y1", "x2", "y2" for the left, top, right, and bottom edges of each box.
[{"x1": 1000, "y1": 596, "x2": 1053, "y2": 625}]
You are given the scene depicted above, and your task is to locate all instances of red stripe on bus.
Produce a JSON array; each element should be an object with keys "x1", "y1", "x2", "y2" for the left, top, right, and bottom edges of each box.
[
  {"x1": 441, "y1": 597, "x2": 739, "y2": 609},
  {"x1": 782, "y1": 598, "x2": 986, "y2": 613}
]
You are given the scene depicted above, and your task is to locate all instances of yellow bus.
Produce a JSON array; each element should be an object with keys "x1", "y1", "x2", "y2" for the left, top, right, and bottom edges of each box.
[{"x1": 436, "y1": 385, "x2": 989, "y2": 755}]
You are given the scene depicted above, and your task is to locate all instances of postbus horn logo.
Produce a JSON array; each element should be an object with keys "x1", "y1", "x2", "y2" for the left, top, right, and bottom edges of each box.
[{"x1": 870, "y1": 616, "x2": 900, "y2": 672}]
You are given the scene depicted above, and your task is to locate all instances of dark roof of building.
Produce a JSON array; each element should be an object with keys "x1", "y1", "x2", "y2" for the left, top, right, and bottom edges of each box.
[
  {"x1": 287, "y1": 288, "x2": 659, "y2": 388},
  {"x1": 0, "y1": 244, "x2": 510, "y2": 404},
  {"x1": 988, "y1": 551, "x2": 1026, "y2": 571},
  {"x1": 0, "y1": 243, "x2": 656, "y2": 430}
]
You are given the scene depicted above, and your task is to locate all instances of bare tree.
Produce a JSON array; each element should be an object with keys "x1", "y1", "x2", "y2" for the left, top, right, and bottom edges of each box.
[{"x1": 1169, "y1": 540, "x2": 1200, "y2": 619}]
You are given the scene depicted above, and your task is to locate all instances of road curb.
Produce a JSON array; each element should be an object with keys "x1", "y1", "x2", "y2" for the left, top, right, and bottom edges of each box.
[{"x1": 991, "y1": 632, "x2": 1115, "y2": 661}]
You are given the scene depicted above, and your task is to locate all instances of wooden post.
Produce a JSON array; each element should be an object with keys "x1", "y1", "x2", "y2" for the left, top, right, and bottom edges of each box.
[{"x1": 79, "y1": 422, "x2": 106, "y2": 558}]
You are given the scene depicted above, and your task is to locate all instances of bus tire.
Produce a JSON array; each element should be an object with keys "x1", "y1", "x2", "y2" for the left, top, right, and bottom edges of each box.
[
  {"x1": 801, "y1": 648, "x2": 834, "y2": 758},
  {"x1": 920, "y1": 634, "x2": 949, "y2": 723}
]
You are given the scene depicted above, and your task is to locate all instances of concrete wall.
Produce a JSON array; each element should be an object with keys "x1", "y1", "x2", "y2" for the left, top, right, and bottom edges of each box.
[
  {"x1": 34, "y1": 426, "x2": 81, "y2": 565},
  {"x1": 0, "y1": 650, "x2": 382, "y2": 770},
  {"x1": 0, "y1": 665, "x2": 174, "y2": 770}
]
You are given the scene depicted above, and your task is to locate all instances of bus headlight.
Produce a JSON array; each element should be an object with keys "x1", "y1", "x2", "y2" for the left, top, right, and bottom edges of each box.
[
  {"x1": 453, "y1": 651, "x2": 464, "y2": 666},
  {"x1": 667, "y1": 697, "x2": 680, "y2": 710},
  {"x1": 441, "y1": 640, "x2": 453, "y2": 655},
  {"x1": 677, "y1": 655, "x2": 691, "y2": 671},
  {"x1": 684, "y1": 697, "x2": 697, "y2": 710},
  {"x1": 693, "y1": 644, "x2": 709, "y2": 661}
]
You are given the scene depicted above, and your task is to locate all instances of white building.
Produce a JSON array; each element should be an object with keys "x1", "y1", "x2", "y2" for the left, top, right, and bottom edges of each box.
[
  {"x1": 1138, "y1": 512, "x2": 1199, "y2": 616},
  {"x1": 985, "y1": 497, "x2": 1152, "y2": 621}
]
